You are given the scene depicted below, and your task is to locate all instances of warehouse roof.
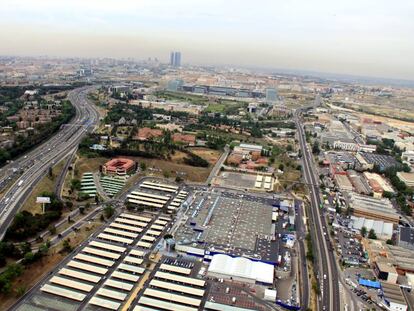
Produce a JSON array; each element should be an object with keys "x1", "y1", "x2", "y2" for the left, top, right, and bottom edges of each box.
[{"x1": 208, "y1": 254, "x2": 273, "y2": 284}]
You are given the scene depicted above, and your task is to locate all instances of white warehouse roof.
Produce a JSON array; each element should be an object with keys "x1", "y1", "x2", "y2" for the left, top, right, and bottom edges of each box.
[
  {"x1": 349, "y1": 216, "x2": 394, "y2": 240},
  {"x1": 208, "y1": 254, "x2": 274, "y2": 284}
]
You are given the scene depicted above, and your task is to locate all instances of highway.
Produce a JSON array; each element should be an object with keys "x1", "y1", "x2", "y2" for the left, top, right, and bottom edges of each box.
[
  {"x1": 294, "y1": 100, "x2": 340, "y2": 311},
  {"x1": 0, "y1": 86, "x2": 100, "y2": 240}
]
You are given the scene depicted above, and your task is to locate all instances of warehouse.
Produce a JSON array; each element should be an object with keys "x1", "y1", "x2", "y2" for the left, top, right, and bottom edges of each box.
[
  {"x1": 349, "y1": 216, "x2": 394, "y2": 241},
  {"x1": 381, "y1": 282, "x2": 408, "y2": 311},
  {"x1": 334, "y1": 174, "x2": 353, "y2": 192},
  {"x1": 207, "y1": 254, "x2": 274, "y2": 285},
  {"x1": 348, "y1": 193, "x2": 400, "y2": 224}
]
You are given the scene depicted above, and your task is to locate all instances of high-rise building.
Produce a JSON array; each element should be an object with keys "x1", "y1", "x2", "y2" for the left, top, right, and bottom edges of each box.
[
  {"x1": 265, "y1": 88, "x2": 278, "y2": 103},
  {"x1": 169, "y1": 51, "x2": 182, "y2": 67},
  {"x1": 174, "y1": 52, "x2": 181, "y2": 67},
  {"x1": 170, "y1": 52, "x2": 175, "y2": 66}
]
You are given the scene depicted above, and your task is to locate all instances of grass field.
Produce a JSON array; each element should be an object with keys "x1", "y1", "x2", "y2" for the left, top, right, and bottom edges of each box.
[{"x1": 21, "y1": 159, "x2": 66, "y2": 214}]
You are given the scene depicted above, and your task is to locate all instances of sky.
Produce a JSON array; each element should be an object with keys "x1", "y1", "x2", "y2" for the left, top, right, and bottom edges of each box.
[{"x1": 0, "y1": 0, "x2": 413, "y2": 80}]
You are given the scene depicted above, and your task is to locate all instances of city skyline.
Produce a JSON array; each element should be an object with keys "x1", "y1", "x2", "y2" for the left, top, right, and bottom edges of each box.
[{"x1": 0, "y1": 0, "x2": 413, "y2": 80}]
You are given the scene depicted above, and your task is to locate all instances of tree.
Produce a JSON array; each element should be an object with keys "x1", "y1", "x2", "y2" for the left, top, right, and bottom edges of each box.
[
  {"x1": 48, "y1": 225, "x2": 56, "y2": 235},
  {"x1": 278, "y1": 164, "x2": 284, "y2": 171},
  {"x1": 15, "y1": 285, "x2": 26, "y2": 297},
  {"x1": 140, "y1": 162, "x2": 147, "y2": 171},
  {"x1": 360, "y1": 226, "x2": 367, "y2": 237},
  {"x1": 104, "y1": 205, "x2": 115, "y2": 219},
  {"x1": 20, "y1": 242, "x2": 31, "y2": 255},
  {"x1": 70, "y1": 179, "x2": 82, "y2": 191},
  {"x1": 368, "y1": 229, "x2": 377, "y2": 240},
  {"x1": 62, "y1": 239, "x2": 72, "y2": 253},
  {"x1": 386, "y1": 239, "x2": 394, "y2": 245},
  {"x1": 48, "y1": 167, "x2": 53, "y2": 179},
  {"x1": 164, "y1": 233, "x2": 173, "y2": 240},
  {"x1": 312, "y1": 141, "x2": 320, "y2": 155}
]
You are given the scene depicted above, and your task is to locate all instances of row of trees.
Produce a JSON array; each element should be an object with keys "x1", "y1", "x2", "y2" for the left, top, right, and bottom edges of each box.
[{"x1": 5, "y1": 192, "x2": 63, "y2": 241}]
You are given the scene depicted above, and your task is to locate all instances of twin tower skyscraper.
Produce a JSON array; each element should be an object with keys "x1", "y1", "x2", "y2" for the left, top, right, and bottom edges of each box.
[{"x1": 170, "y1": 51, "x2": 181, "y2": 67}]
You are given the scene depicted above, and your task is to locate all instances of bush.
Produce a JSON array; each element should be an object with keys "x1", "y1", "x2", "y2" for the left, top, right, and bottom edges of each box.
[{"x1": 183, "y1": 153, "x2": 209, "y2": 167}]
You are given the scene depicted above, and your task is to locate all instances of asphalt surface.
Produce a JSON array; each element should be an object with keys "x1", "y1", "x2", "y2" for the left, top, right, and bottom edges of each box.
[
  {"x1": 0, "y1": 86, "x2": 100, "y2": 240},
  {"x1": 295, "y1": 101, "x2": 340, "y2": 311}
]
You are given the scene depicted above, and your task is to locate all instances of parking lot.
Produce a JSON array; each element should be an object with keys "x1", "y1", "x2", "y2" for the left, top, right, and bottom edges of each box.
[{"x1": 213, "y1": 172, "x2": 257, "y2": 190}]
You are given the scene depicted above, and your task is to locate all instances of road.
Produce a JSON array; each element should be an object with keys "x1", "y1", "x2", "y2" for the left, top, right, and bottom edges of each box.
[
  {"x1": 0, "y1": 86, "x2": 100, "y2": 240},
  {"x1": 294, "y1": 100, "x2": 340, "y2": 311},
  {"x1": 205, "y1": 145, "x2": 229, "y2": 185}
]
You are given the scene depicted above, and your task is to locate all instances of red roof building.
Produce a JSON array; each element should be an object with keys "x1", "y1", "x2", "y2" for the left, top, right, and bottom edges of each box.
[
  {"x1": 103, "y1": 158, "x2": 135, "y2": 176},
  {"x1": 134, "y1": 127, "x2": 163, "y2": 141},
  {"x1": 172, "y1": 133, "x2": 196, "y2": 146}
]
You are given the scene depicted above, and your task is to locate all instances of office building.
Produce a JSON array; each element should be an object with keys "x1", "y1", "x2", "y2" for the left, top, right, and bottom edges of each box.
[
  {"x1": 265, "y1": 88, "x2": 278, "y2": 103},
  {"x1": 169, "y1": 51, "x2": 181, "y2": 67}
]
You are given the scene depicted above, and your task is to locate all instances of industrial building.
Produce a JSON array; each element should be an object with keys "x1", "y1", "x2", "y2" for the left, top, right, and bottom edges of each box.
[
  {"x1": 348, "y1": 193, "x2": 400, "y2": 224},
  {"x1": 334, "y1": 174, "x2": 353, "y2": 192},
  {"x1": 380, "y1": 282, "x2": 408, "y2": 311},
  {"x1": 363, "y1": 239, "x2": 414, "y2": 275},
  {"x1": 398, "y1": 227, "x2": 414, "y2": 251},
  {"x1": 207, "y1": 254, "x2": 274, "y2": 285},
  {"x1": 348, "y1": 216, "x2": 394, "y2": 241}
]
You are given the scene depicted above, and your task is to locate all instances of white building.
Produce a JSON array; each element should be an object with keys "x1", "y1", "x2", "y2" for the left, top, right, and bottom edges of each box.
[{"x1": 207, "y1": 254, "x2": 274, "y2": 285}]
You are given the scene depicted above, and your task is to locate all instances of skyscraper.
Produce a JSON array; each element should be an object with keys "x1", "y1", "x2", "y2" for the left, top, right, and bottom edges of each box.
[
  {"x1": 265, "y1": 88, "x2": 278, "y2": 103},
  {"x1": 174, "y1": 52, "x2": 181, "y2": 67},
  {"x1": 170, "y1": 52, "x2": 175, "y2": 66},
  {"x1": 169, "y1": 51, "x2": 182, "y2": 67}
]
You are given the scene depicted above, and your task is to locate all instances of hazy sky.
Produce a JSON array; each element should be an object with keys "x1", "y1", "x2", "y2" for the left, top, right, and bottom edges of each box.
[{"x1": 0, "y1": 0, "x2": 413, "y2": 80}]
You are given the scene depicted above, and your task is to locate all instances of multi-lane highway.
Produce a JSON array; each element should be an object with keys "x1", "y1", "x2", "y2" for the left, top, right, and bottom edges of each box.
[
  {"x1": 0, "y1": 86, "x2": 100, "y2": 240},
  {"x1": 295, "y1": 102, "x2": 340, "y2": 311}
]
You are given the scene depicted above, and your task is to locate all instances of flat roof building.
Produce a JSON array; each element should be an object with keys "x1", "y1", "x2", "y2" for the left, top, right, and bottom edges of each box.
[
  {"x1": 349, "y1": 216, "x2": 393, "y2": 241},
  {"x1": 207, "y1": 254, "x2": 274, "y2": 285},
  {"x1": 398, "y1": 227, "x2": 414, "y2": 251},
  {"x1": 348, "y1": 193, "x2": 400, "y2": 224},
  {"x1": 335, "y1": 174, "x2": 353, "y2": 192},
  {"x1": 380, "y1": 282, "x2": 408, "y2": 311}
]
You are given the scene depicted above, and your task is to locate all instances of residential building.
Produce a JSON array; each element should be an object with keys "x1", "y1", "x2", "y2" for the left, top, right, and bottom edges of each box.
[
  {"x1": 172, "y1": 133, "x2": 196, "y2": 146},
  {"x1": 134, "y1": 128, "x2": 163, "y2": 141}
]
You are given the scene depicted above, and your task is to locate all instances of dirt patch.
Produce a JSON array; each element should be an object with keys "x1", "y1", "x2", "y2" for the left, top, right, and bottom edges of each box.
[
  {"x1": 74, "y1": 156, "x2": 107, "y2": 178},
  {"x1": 0, "y1": 219, "x2": 104, "y2": 310},
  {"x1": 188, "y1": 147, "x2": 222, "y2": 165},
  {"x1": 0, "y1": 252, "x2": 65, "y2": 310},
  {"x1": 136, "y1": 157, "x2": 212, "y2": 183}
]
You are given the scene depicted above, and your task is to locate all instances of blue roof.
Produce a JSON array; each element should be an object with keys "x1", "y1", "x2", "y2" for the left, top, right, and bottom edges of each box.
[{"x1": 359, "y1": 278, "x2": 381, "y2": 289}]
